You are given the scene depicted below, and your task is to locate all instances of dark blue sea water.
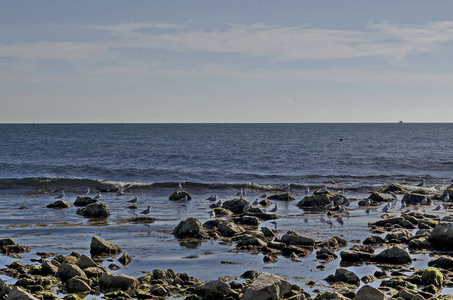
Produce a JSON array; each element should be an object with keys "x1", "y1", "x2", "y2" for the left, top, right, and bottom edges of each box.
[{"x1": 0, "y1": 123, "x2": 452, "y2": 191}]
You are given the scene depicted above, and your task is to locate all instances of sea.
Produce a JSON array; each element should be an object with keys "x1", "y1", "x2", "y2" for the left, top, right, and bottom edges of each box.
[
  {"x1": 0, "y1": 123, "x2": 452, "y2": 296},
  {"x1": 0, "y1": 123, "x2": 452, "y2": 192}
]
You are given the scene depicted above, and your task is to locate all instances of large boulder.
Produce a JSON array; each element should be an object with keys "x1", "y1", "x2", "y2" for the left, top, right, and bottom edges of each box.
[
  {"x1": 76, "y1": 202, "x2": 110, "y2": 218},
  {"x1": 6, "y1": 286, "x2": 39, "y2": 300},
  {"x1": 373, "y1": 246, "x2": 412, "y2": 264},
  {"x1": 428, "y1": 256, "x2": 453, "y2": 269},
  {"x1": 76, "y1": 254, "x2": 99, "y2": 269},
  {"x1": 66, "y1": 276, "x2": 92, "y2": 293},
  {"x1": 430, "y1": 222, "x2": 453, "y2": 248},
  {"x1": 90, "y1": 236, "x2": 122, "y2": 255},
  {"x1": 267, "y1": 193, "x2": 295, "y2": 201},
  {"x1": 173, "y1": 218, "x2": 206, "y2": 238},
  {"x1": 421, "y1": 267, "x2": 443, "y2": 287},
  {"x1": 240, "y1": 272, "x2": 292, "y2": 300},
  {"x1": 381, "y1": 183, "x2": 408, "y2": 194},
  {"x1": 280, "y1": 230, "x2": 315, "y2": 247},
  {"x1": 74, "y1": 196, "x2": 98, "y2": 206},
  {"x1": 333, "y1": 268, "x2": 360, "y2": 286},
  {"x1": 196, "y1": 279, "x2": 239, "y2": 300},
  {"x1": 99, "y1": 272, "x2": 137, "y2": 292},
  {"x1": 354, "y1": 285, "x2": 387, "y2": 300},
  {"x1": 368, "y1": 191, "x2": 393, "y2": 202},
  {"x1": 222, "y1": 199, "x2": 249, "y2": 214}
]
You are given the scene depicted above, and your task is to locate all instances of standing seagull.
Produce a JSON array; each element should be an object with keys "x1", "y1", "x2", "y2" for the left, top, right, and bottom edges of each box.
[
  {"x1": 413, "y1": 203, "x2": 420, "y2": 211},
  {"x1": 433, "y1": 205, "x2": 442, "y2": 211},
  {"x1": 177, "y1": 182, "x2": 182, "y2": 191},
  {"x1": 83, "y1": 187, "x2": 90, "y2": 195},
  {"x1": 243, "y1": 202, "x2": 251, "y2": 212},
  {"x1": 259, "y1": 193, "x2": 268, "y2": 199},
  {"x1": 420, "y1": 197, "x2": 428, "y2": 205},
  {"x1": 128, "y1": 195, "x2": 138, "y2": 203},
  {"x1": 444, "y1": 193, "x2": 450, "y2": 202},
  {"x1": 337, "y1": 206, "x2": 345, "y2": 214},
  {"x1": 140, "y1": 206, "x2": 151, "y2": 216},
  {"x1": 115, "y1": 189, "x2": 126, "y2": 198},
  {"x1": 302, "y1": 187, "x2": 310, "y2": 197},
  {"x1": 55, "y1": 190, "x2": 65, "y2": 199},
  {"x1": 206, "y1": 195, "x2": 218, "y2": 201},
  {"x1": 209, "y1": 210, "x2": 215, "y2": 219},
  {"x1": 270, "y1": 203, "x2": 278, "y2": 212},
  {"x1": 93, "y1": 191, "x2": 101, "y2": 201},
  {"x1": 252, "y1": 198, "x2": 259, "y2": 206}
]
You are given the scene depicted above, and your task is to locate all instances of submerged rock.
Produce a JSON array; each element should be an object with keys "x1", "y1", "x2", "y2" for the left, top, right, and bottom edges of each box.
[
  {"x1": 240, "y1": 272, "x2": 292, "y2": 300},
  {"x1": 280, "y1": 230, "x2": 315, "y2": 247},
  {"x1": 90, "y1": 236, "x2": 122, "y2": 255},
  {"x1": 76, "y1": 202, "x2": 110, "y2": 218},
  {"x1": 296, "y1": 190, "x2": 342, "y2": 207},
  {"x1": 46, "y1": 200, "x2": 71, "y2": 209}
]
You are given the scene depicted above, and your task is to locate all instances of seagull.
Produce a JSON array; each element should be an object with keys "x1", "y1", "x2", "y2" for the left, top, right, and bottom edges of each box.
[
  {"x1": 115, "y1": 189, "x2": 126, "y2": 198},
  {"x1": 140, "y1": 205, "x2": 150, "y2": 216},
  {"x1": 93, "y1": 191, "x2": 101, "y2": 201},
  {"x1": 270, "y1": 203, "x2": 278, "y2": 212},
  {"x1": 302, "y1": 187, "x2": 310, "y2": 197},
  {"x1": 417, "y1": 179, "x2": 424, "y2": 187},
  {"x1": 259, "y1": 193, "x2": 268, "y2": 199},
  {"x1": 413, "y1": 203, "x2": 420, "y2": 211},
  {"x1": 285, "y1": 184, "x2": 291, "y2": 192},
  {"x1": 209, "y1": 210, "x2": 215, "y2": 219},
  {"x1": 365, "y1": 199, "x2": 371, "y2": 207},
  {"x1": 243, "y1": 202, "x2": 251, "y2": 212},
  {"x1": 433, "y1": 205, "x2": 442, "y2": 211},
  {"x1": 444, "y1": 193, "x2": 450, "y2": 202},
  {"x1": 55, "y1": 190, "x2": 65, "y2": 199},
  {"x1": 177, "y1": 182, "x2": 182, "y2": 190},
  {"x1": 401, "y1": 201, "x2": 406, "y2": 209},
  {"x1": 127, "y1": 195, "x2": 138, "y2": 203},
  {"x1": 181, "y1": 195, "x2": 189, "y2": 203},
  {"x1": 83, "y1": 187, "x2": 90, "y2": 195},
  {"x1": 206, "y1": 195, "x2": 218, "y2": 201},
  {"x1": 381, "y1": 204, "x2": 390, "y2": 213},
  {"x1": 319, "y1": 186, "x2": 327, "y2": 192},
  {"x1": 215, "y1": 199, "x2": 222, "y2": 207},
  {"x1": 337, "y1": 206, "x2": 345, "y2": 214},
  {"x1": 344, "y1": 200, "x2": 351, "y2": 207},
  {"x1": 335, "y1": 197, "x2": 344, "y2": 204},
  {"x1": 235, "y1": 189, "x2": 244, "y2": 197},
  {"x1": 324, "y1": 201, "x2": 334, "y2": 210},
  {"x1": 252, "y1": 198, "x2": 259, "y2": 205},
  {"x1": 404, "y1": 207, "x2": 412, "y2": 213},
  {"x1": 420, "y1": 197, "x2": 427, "y2": 205}
]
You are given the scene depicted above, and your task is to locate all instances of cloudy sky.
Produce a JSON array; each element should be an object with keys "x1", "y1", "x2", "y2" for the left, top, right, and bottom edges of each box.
[{"x1": 2, "y1": 0, "x2": 453, "y2": 123}]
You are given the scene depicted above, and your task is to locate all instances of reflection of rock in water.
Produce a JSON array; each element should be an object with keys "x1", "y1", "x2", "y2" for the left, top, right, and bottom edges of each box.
[{"x1": 180, "y1": 240, "x2": 202, "y2": 249}]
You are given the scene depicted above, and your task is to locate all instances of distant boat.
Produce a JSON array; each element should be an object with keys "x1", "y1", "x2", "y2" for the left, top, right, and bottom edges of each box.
[{"x1": 398, "y1": 121, "x2": 403, "y2": 123}]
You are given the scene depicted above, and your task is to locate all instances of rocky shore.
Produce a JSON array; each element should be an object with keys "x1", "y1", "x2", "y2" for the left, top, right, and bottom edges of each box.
[{"x1": 1, "y1": 183, "x2": 453, "y2": 299}]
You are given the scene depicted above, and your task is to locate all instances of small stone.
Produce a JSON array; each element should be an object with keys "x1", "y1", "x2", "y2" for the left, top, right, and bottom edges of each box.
[
  {"x1": 118, "y1": 252, "x2": 132, "y2": 266},
  {"x1": 90, "y1": 236, "x2": 122, "y2": 255}
]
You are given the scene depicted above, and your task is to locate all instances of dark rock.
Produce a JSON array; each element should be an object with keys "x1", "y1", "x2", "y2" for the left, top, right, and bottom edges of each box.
[
  {"x1": 108, "y1": 263, "x2": 121, "y2": 270},
  {"x1": 118, "y1": 252, "x2": 132, "y2": 266},
  {"x1": 241, "y1": 270, "x2": 259, "y2": 280},
  {"x1": 368, "y1": 191, "x2": 393, "y2": 202},
  {"x1": 66, "y1": 276, "x2": 92, "y2": 293},
  {"x1": 372, "y1": 217, "x2": 404, "y2": 227},
  {"x1": 212, "y1": 207, "x2": 232, "y2": 217},
  {"x1": 169, "y1": 190, "x2": 192, "y2": 201},
  {"x1": 385, "y1": 229, "x2": 412, "y2": 243},
  {"x1": 430, "y1": 222, "x2": 453, "y2": 248},
  {"x1": 77, "y1": 202, "x2": 110, "y2": 218},
  {"x1": 90, "y1": 236, "x2": 122, "y2": 255},
  {"x1": 355, "y1": 285, "x2": 387, "y2": 300},
  {"x1": 76, "y1": 254, "x2": 98, "y2": 269},
  {"x1": 402, "y1": 193, "x2": 432, "y2": 205},
  {"x1": 421, "y1": 267, "x2": 443, "y2": 287},
  {"x1": 332, "y1": 268, "x2": 360, "y2": 286},
  {"x1": 56, "y1": 263, "x2": 87, "y2": 282},
  {"x1": 267, "y1": 193, "x2": 295, "y2": 201},
  {"x1": 316, "y1": 248, "x2": 338, "y2": 261},
  {"x1": 222, "y1": 198, "x2": 249, "y2": 214},
  {"x1": 381, "y1": 183, "x2": 408, "y2": 194},
  {"x1": 261, "y1": 227, "x2": 275, "y2": 238},
  {"x1": 99, "y1": 272, "x2": 138, "y2": 292},
  {"x1": 46, "y1": 200, "x2": 71, "y2": 209},
  {"x1": 74, "y1": 196, "x2": 98, "y2": 206},
  {"x1": 318, "y1": 236, "x2": 348, "y2": 249},
  {"x1": 281, "y1": 230, "x2": 315, "y2": 247},
  {"x1": 241, "y1": 272, "x2": 292, "y2": 300},
  {"x1": 195, "y1": 279, "x2": 239, "y2": 300},
  {"x1": 339, "y1": 250, "x2": 374, "y2": 262},
  {"x1": 361, "y1": 275, "x2": 376, "y2": 284},
  {"x1": 237, "y1": 237, "x2": 267, "y2": 248},
  {"x1": 428, "y1": 255, "x2": 453, "y2": 269},
  {"x1": 173, "y1": 218, "x2": 206, "y2": 238},
  {"x1": 7, "y1": 286, "x2": 39, "y2": 300},
  {"x1": 41, "y1": 259, "x2": 58, "y2": 276},
  {"x1": 373, "y1": 246, "x2": 412, "y2": 264},
  {"x1": 240, "y1": 216, "x2": 259, "y2": 226},
  {"x1": 263, "y1": 254, "x2": 279, "y2": 263},
  {"x1": 408, "y1": 237, "x2": 431, "y2": 249},
  {"x1": 296, "y1": 190, "x2": 342, "y2": 207},
  {"x1": 363, "y1": 235, "x2": 386, "y2": 245}
]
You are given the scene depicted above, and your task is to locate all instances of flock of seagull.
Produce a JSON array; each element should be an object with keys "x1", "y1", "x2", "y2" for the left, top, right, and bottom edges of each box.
[{"x1": 52, "y1": 182, "x2": 452, "y2": 221}]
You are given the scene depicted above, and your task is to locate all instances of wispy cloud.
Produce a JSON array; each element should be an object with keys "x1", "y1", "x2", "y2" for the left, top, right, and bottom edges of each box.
[{"x1": 90, "y1": 22, "x2": 185, "y2": 33}]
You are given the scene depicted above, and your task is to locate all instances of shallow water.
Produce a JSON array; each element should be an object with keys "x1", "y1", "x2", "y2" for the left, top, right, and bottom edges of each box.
[{"x1": 0, "y1": 186, "x2": 451, "y2": 297}]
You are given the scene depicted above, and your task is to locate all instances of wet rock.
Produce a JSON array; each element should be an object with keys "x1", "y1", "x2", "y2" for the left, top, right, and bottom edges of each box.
[
  {"x1": 222, "y1": 198, "x2": 249, "y2": 214},
  {"x1": 66, "y1": 276, "x2": 92, "y2": 293},
  {"x1": 108, "y1": 263, "x2": 120, "y2": 270},
  {"x1": 241, "y1": 270, "x2": 259, "y2": 280},
  {"x1": 56, "y1": 263, "x2": 87, "y2": 282},
  {"x1": 355, "y1": 285, "x2": 387, "y2": 300},
  {"x1": 267, "y1": 193, "x2": 295, "y2": 201},
  {"x1": 149, "y1": 284, "x2": 169, "y2": 296},
  {"x1": 174, "y1": 218, "x2": 206, "y2": 238},
  {"x1": 118, "y1": 252, "x2": 132, "y2": 266},
  {"x1": 374, "y1": 270, "x2": 387, "y2": 279},
  {"x1": 372, "y1": 217, "x2": 404, "y2": 227},
  {"x1": 381, "y1": 182, "x2": 408, "y2": 194},
  {"x1": 73, "y1": 196, "x2": 98, "y2": 206},
  {"x1": 90, "y1": 236, "x2": 122, "y2": 255},
  {"x1": 429, "y1": 222, "x2": 453, "y2": 248},
  {"x1": 314, "y1": 291, "x2": 348, "y2": 300},
  {"x1": 261, "y1": 226, "x2": 275, "y2": 238},
  {"x1": 402, "y1": 192, "x2": 432, "y2": 205},
  {"x1": 169, "y1": 190, "x2": 192, "y2": 201},
  {"x1": 99, "y1": 272, "x2": 137, "y2": 292},
  {"x1": 46, "y1": 200, "x2": 71, "y2": 209},
  {"x1": 373, "y1": 246, "x2": 412, "y2": 264},
  {"x1": 281, "y1": 230, "x2": 315, "y2": 247},
  {"x1": 240, "y1": 215, "x2": 259, "y2": 226},
  {"x1": 296, "y1": 190, "x2": 342, "y2": 207},
  {"x1": 396, "y1": 288, "x2": 423, "y2": 300},
  {"x1": 212, "y1": 207, "x2": 232, "y2": 217},
  {"x1": 282, "y1": 245, "x2": 313, "y2": 258},
  {"x1": 195, "y1": 279, "x2": 239, "y2": 300},
  {"x1": 398, "y1": 220, "x2": 416, "y2": 229},
  {"x1": 363, "y1": 235, "x2": 386, "y2": 245},
  {"x1": 428, "y1": 255, "x2": 453, "y2": 269},
  {"x1": 76, "y1": 254, "x2": 98, "y2": 269},
  {"x1": 408, "y1": 236, "x2": 431, "y2": 250},
  {"x1": 268, "y1": 241, "x2": 286, "y2": 250},
  {"x1": 83, "y1": 267, "x2": 105, "y2": 279},
  {"x1": 441, "y1": 187, "x2": 453, "y2": 201},
  {"x1": 76, "y1": 202, "x2": 110, "y2": 218},
  {"x1": 339, "y1": 250, "x2": 374, "y2": 263},
  {"x1": 361, "y1": 275, "x2": 376, "y2": 284},
  {"x1": 318, "y1": 236, "x2": 348, "y2": 249},
  {"x1": 368, "y1": 191, "x2": 393, "y2": 202},
  {"x1": 263, "y1": 254, "x2": 279, "y2": 263},
  {"x1": 241, "y1": 272, "x2": 292, "y2": 300},
  {"x1": 7, "y1": 286, "x2": 39, "y2": 300},
  {"x1": 421, "y1": 267, "x2": 443, "y2": 287},
  {"x1": 332, "y1": 268, "x2": 360, "y2": 286},
  {"x1": 0, "y1": 238, "x2": 16, "y2": 247},
  {"x1": 316, "y1": 248, "x2": 338, "y2": 261},
  {"x1": 41, "y1": 260, "x2": 58, "y2": 276},
  {"x1": 237, "y1": 237, "x2": 267, "y2": 248},
  {"x1": 385, "y1": 229, "x2": 413, "y2": 243}
]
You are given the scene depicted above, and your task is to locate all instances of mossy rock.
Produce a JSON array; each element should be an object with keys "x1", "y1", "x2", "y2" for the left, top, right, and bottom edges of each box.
[
  {"x1": 169, "y1": 190, "x2": 192, "y2": 201},
  {"x1": 421, "y1": 267, "x2": 443, "y2": 287},
  {"x1": 368, "y1": 191, "x2": 393, "y2": 202},
  {"x1": 213, "y1": 207, "x2": 232, "y2": 217},
  {"x1": 47, "y1": 200, "x2": 72, "y2": 209},
  {"x1": 382, "y1": 182, "x2": 408, "y2": 194}
]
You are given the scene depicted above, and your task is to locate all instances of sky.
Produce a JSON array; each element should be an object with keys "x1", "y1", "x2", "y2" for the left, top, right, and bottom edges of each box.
[{"x1": 1, "y1": 0, "x2": 453, "y2": 123}]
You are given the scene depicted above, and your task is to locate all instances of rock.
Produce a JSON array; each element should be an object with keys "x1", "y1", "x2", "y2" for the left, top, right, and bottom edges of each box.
[
  {"x1": 267, "y1": 193, "x2": 295, "y2": 201},
  {"x1": 402, "y1": 193, "x2": 432, "y2": 205},
  {"x1": 428, "y1": 255, "x2": 453, "y2": 269},
  {"x1": 195, "y1": 279, "x2": 239, "y2": 300},
  {"x1": 90, "y1": 236, "x2": 122, "y2": 255},
  {"x1": 408, "y1": 237, "x2": 431, "y2": 249},
  {"x1": 316, "y1": 248, "x2": 338, "y2": 261},
  {"x1": 368, "y1": 191, "x2": 393, "y2": 202},
  {"x1": 318, "y1": 236, "x2": 348, "y2": 249},
  {"x1": 372, "y1": 217, "x2": 404, "y2": 227},
  {"x1": 237, "y1": 237, "x2": 267, "y2": 248},
  {"x1": 421, "y1": 267, "x2": 443, "y2": 287},
  {"x1": 261, "y1": 227, "x2": 276, "y2": 238},
  {"x1": 212, "y1": 207, "x2": 232, "y2": 217},
  {"x1": 363, "y1": 235, "x2": 386, "y2": 245},
  {"x1": 218, "y1": 221, "x2": 245, "y2": 237},
  {"x1": 118, "y1": 252, "x2": 132, "y2": 266},
  {"x1": 241, "y1": 215, "x2": 260, "y2": 226},
  {"x1": 241, "y1": 270, "x2": 259, "y2": 280},
  {"x1": 41, "y1": 259, "x2": 58, "y2": 276},
  {"x1": 222, "y1": 199, "x2": 249, "y2": 214},
  {"x1": 296, "y1": 191, "x2": 342, "y2": 207},
  {"x1": 340, "y1": 250, "x2": 374, "y2": 263},
  {"x1": 385, "y1": 229, "x2": 413, "y2": 243},
  {"x1": 76, "y1": 202, "x2": 110, "y2": 218},
  {"x1": 430, "y1": 222, "x2": 453, "y2": 248},
  {"x1": 173, "y1": 218, "x2": 206, "y2": 238},
  {"x1": 7, "y1": 286, "x2": 39, "y2": 300},
  {"x1": 83, "y1": 267, "x2": 106, "y2": 279},
  {"x1": 354, "y1": 285, "x2": 387, "y2": 300},
  {"x1": 0, "y1": 238, "x2": 16, "y2": 247},
  {"x1": 373, "y1": 246, "x2": 412, "y2": 264},
  {"x1": 315, "y1": 291, "x2": 348, "y2": 300},
  {"x1": 333, "y1": 268, "x2": 360, "y2": 286},
  {"x1": 66, "y1": 276, "x2": 92, "y2": 293},
  {"x1": 46, "y1": 200, "x2": 71, "y2": 209},
  {"x1": 169, "y1": 190, "x2": 192, "y2": 201},
  {"x1": 441, "y1": 187, "x2": 453, "y2": 202},
  {"x1": 99, "y1": 272, "x2": 137, "y2": 292},
  {"x1": 361, "y1": 275, "x2": 376, "y2": 284},
  {"x1": 381, "y1": 183, "x2": 408, "y2": 194},
  {"x1": 73, "y1": 196, "x2": 98, "y2": 206},
  {"x1": 76, "y1": 254, "x2": 98, "y2": 269},
  {"x1": 240, "y1": 272, "x2": 292, "y2": 300},
  {"x1": 281, "y1": 230, "x2": 315, "y2": 247},
  {"x1": 56, "y1": 263, "x2": 87, "y2": 282}
]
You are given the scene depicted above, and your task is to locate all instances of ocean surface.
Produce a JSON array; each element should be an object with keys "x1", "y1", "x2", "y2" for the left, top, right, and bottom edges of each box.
[{"x1": 0, "y1": 123, "x2": 452, "y2": 192}]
